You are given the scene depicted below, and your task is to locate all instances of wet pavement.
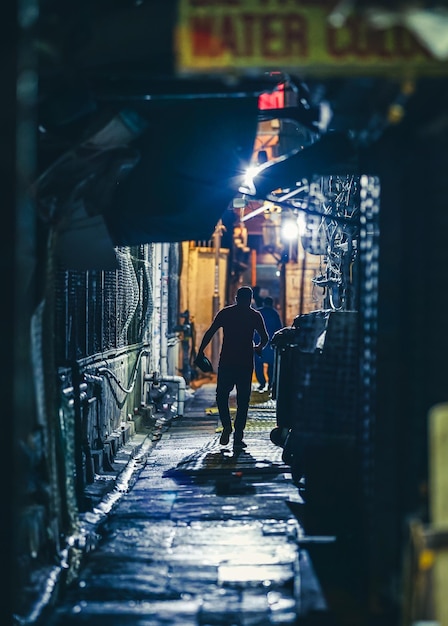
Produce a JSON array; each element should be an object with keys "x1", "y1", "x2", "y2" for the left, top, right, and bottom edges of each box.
[{"x1": 36, "y1": 383, "x2": 332, "y2": 626}]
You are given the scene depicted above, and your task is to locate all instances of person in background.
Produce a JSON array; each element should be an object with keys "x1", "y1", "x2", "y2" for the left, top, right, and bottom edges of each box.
[
  {"x1": 254, "y1": 296, "x2": 283, "y2": 392},
  {"x1": 197, "y1": 286, "x2": 269, "y2": 450},
  {"x1": 251, "y1": 285, "x2": 264, "y2": 308}
]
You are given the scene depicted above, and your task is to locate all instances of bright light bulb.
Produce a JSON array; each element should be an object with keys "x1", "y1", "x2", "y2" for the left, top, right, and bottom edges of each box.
[
  {"x1": 243, "y1": 165, "x2": 259, "y2": 185},
  {"x1": 239, "y1": 164, "x2": 261, "y2": 195},
  {"x1": 281, "y1": 218, "x2": 299, "y2": 241}
]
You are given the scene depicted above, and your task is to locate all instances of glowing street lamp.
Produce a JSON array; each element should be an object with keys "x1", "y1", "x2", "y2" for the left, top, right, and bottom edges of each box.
[{"x1": 281, "y1": 217, "x2": 299, "y2": 242}]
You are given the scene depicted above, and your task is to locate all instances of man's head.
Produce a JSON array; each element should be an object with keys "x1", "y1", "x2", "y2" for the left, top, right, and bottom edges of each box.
[
  {"x1": 236, "y1": 286, "x2": 253, "y2": 306},
  {"x1": 264, "y1": 296, "x2": 274, "y2": 307}
]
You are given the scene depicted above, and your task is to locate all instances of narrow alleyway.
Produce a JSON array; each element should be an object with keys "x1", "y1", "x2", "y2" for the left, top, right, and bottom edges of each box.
[{"x1": 37, "y1": 383, "x2": 331, "y2": 626}]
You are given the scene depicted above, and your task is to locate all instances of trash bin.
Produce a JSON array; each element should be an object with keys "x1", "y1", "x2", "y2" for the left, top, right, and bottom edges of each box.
[
  {"x1": 272, "y1": 309, "x2": 358, "y2": 436},
  {"x1": 271, "y1": 310, "x2": 361, "y2": 534}
]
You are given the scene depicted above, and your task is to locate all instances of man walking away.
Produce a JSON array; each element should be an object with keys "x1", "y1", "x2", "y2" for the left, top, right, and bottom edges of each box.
[
  {"x1": 254, "y1": 297, "x2": 283, "y2": 391},
  {"x1": 197, "y1": 286, "x2": 269, "y2": 450}
]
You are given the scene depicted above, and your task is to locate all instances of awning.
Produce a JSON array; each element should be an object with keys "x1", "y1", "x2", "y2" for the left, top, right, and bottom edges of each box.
[
  {"x1": 105, "y1": 97, "x2": 260, "y2": 245},
  {"x1": 239, "y1": 131, "x2": 357, "y2": 201},
  {"x1": 35, "y1": 95, "x2": 260, "y2": 268}
]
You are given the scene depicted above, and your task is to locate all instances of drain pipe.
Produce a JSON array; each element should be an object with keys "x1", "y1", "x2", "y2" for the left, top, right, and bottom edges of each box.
[
  {"x1": 160, "y1": 375, "x2": 186, "y2": 418},
  {"x1": 144, "y1": 372, "x2": 186, "y2": 418},
  {"x1": 160, "y1": 243, "x2": 170, "y2": 377}
]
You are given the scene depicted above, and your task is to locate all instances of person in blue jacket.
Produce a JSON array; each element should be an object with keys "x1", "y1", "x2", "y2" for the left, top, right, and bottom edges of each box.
[{"x1": 254, "y1": 296, "x2": 283, "y2": 391}]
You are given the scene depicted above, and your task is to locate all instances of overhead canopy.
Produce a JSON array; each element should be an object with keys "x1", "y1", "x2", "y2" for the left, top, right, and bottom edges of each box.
[
  {"x1": 35, "y1": 94, "x2": 262, "y2": 268},
  {"x1": 105, "y1": 97, "x2": 260, "y2": 245},
  {"x1": 239, "y1": 131, "x2": 357, "y2": 201}
]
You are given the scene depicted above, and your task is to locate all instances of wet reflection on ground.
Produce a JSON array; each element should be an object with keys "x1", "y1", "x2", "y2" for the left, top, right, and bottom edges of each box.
[{"x1": 43, "y1": 385, "x2": 311, "y2": 626}]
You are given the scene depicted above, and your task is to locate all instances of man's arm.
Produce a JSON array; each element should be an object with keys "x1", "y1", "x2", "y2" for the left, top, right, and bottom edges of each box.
[
  {"x1": 198, "y1": 316, "x2": 221, "y2": 354},
  {"x1": 254, "y1": 314, "x2": 269, "y2": 355}
]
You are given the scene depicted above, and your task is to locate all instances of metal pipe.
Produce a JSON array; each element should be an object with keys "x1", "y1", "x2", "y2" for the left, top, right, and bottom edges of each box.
[
  {"x1": 160, "y1": 242, "x2": 170, "y2": 377},
  {"x1": 83, "y1": 373, "x2": 104, "y2": 384},
  {"x1": 160, "y1": 375, "x2": 186, "y2": 418},
  {"x1": 148, "y1": 383, "x2": 169, "y2": 400},
  {"x1": 144, "y1": 373, "x2": 186, "y2": 418},
  {"x1": 62, "y1": 383, "x2": 88, "y2": 396}
]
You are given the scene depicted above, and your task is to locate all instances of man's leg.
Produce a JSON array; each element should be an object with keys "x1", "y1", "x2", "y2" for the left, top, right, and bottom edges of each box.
[
  {"x1": 234, "y1": 368, "x2": 253, "y2": 445},
  {"x1": 216, "y1": 367, "x2": 234, "y2": 437},
  {"x1": 266, "y1": 361, "x2": 274, "y2": 388},
  {"x1": 254, "y1": 355, "x2": 265, "y2": 389}
]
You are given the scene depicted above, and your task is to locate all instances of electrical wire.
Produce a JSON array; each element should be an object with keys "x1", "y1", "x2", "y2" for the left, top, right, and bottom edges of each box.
[{"x1": 96, "y1": 348, "x2": 148, "y2": 394}]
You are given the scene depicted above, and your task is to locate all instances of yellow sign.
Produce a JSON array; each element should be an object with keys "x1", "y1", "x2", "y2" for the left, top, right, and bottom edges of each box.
[{"x1": 176, "y1": 0, "x2": 447, "y2": 76}]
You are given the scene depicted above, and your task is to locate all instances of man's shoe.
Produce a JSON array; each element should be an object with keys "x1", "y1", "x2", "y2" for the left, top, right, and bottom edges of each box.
[
  {"x1": 233, "y1": 440, "x2": 247, "y2": 449},
  {"x1": 219, "y1": 429, "x2": 232, "y2": 445},
  {"x1": 257, "y1": 384, "x2": 266, "y2": 391}
]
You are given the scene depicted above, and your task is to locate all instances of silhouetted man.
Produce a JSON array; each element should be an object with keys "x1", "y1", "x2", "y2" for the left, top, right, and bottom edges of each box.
[{"x1": 197, "y1": 286, "x2": 268, "y2": 450}]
